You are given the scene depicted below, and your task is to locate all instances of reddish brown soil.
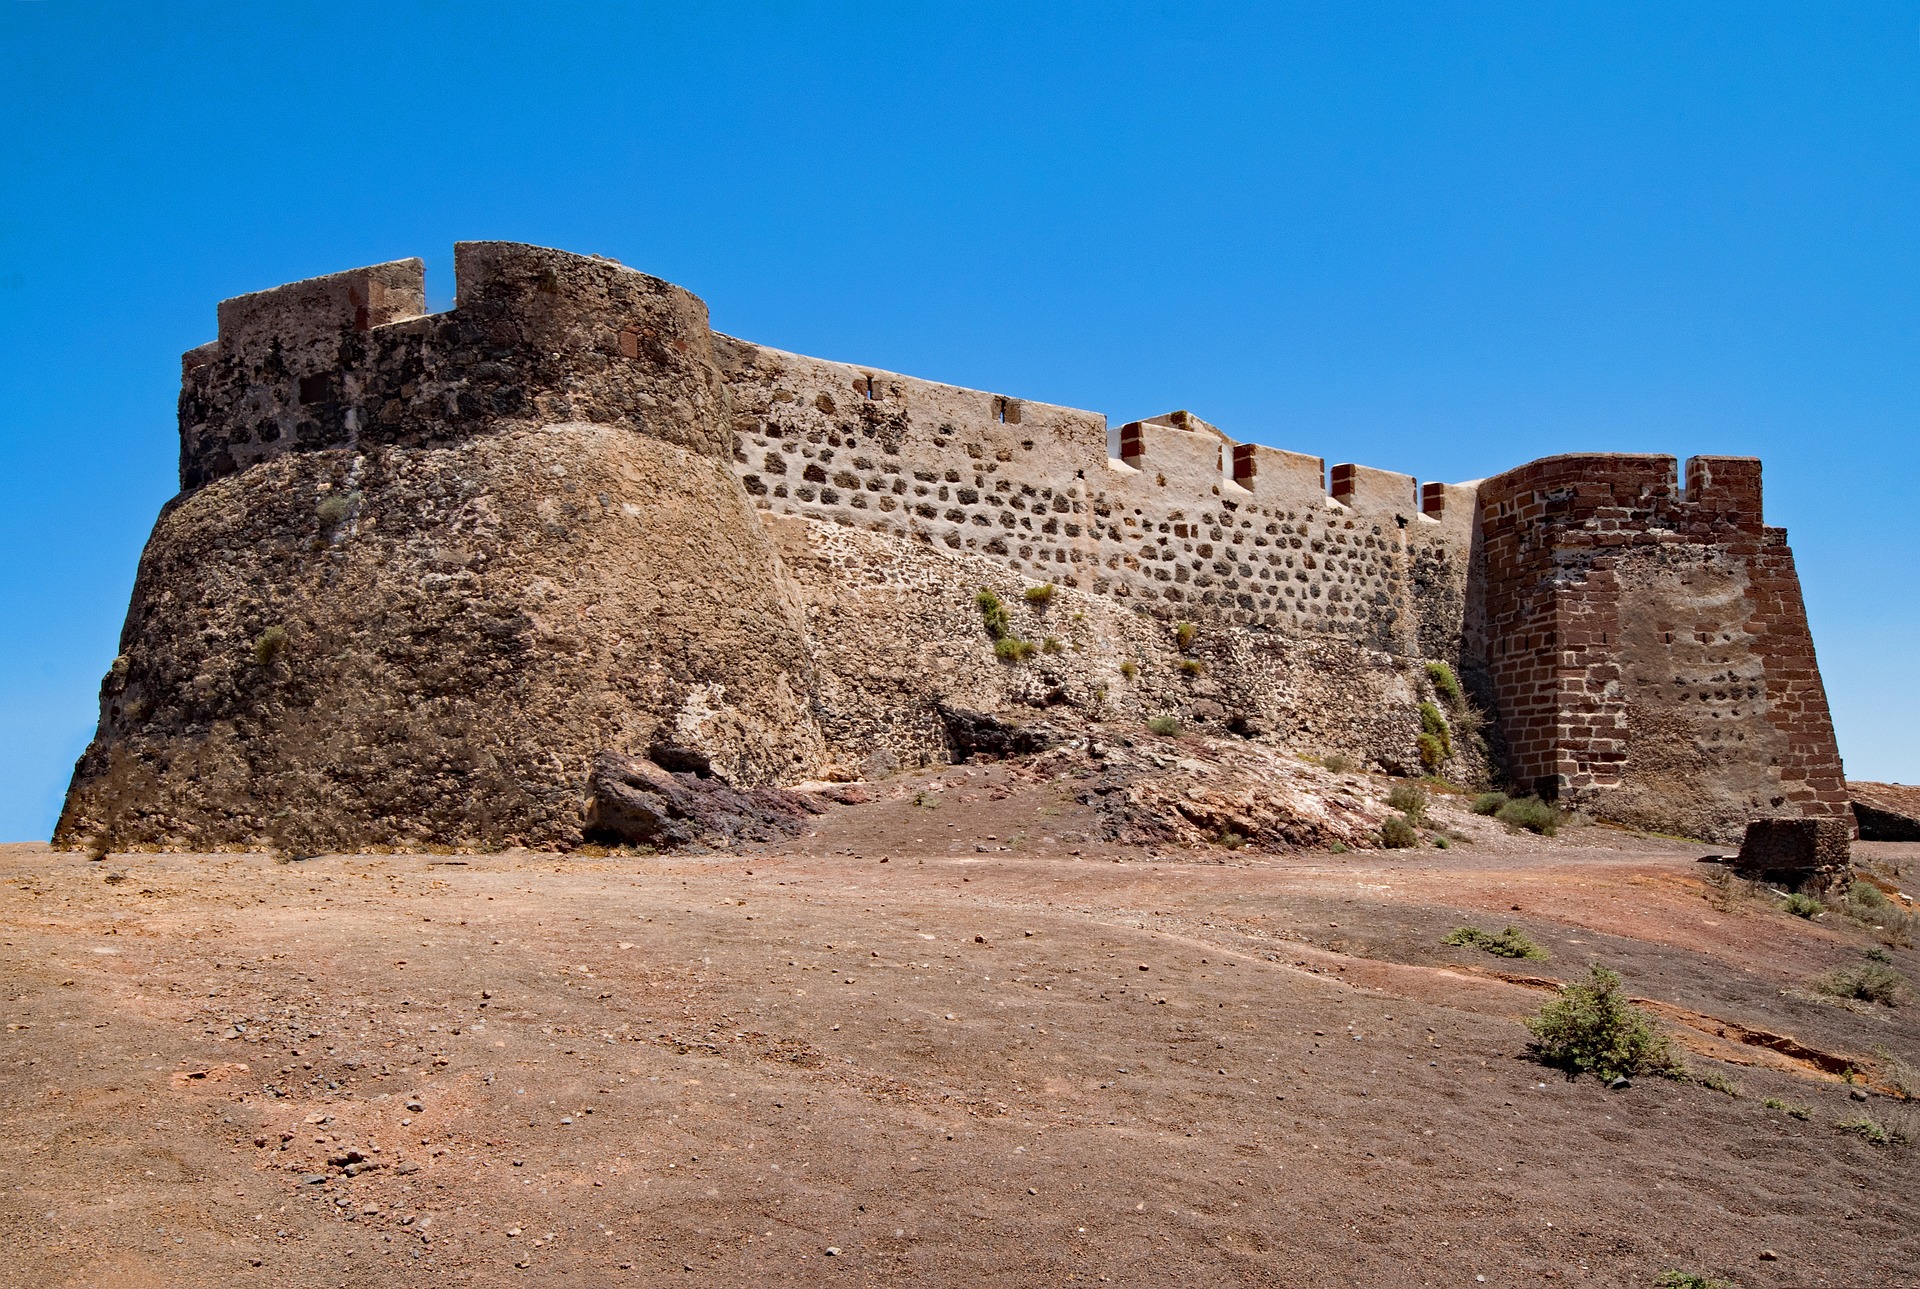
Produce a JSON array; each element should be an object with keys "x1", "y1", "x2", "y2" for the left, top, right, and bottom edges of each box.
[{"x1": 3, "y1": 764, "x2": 1917, "y2": 1287}]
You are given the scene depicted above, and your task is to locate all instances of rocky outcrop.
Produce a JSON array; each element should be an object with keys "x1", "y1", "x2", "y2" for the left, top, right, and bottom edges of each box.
[
  {"x1": 935, "y1": 704, "x2": 1067, "y2": 763},
  {"x1": 583, "y1": 751, "x2": 821, "y2": 847},
  {"x1": 1045, "y1": 740, "x2": 1395, "y2": 851},
  {"x1": 55, "y1": 423, "x2": 825, "y2": 853},
  {"x1": 1850, "y1": 782, "x2": 1920, "y2": 842}
]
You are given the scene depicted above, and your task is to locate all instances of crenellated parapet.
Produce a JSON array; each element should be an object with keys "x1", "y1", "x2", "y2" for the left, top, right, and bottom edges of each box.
[
  {"x1": 177, "y1": 243, "x2": 732, "y2": 488},
  {"x1": 719, "y1": 340, "x2": 1476, "y2": 658},
  {"x1": 173, "y1": 245, "x2": 1479, "y2": 660}
]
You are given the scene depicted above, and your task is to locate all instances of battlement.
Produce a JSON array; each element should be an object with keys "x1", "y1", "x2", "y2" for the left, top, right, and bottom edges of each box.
[
  {"x1": 1477, "y1": 451, "x2": 1766, "y2": 539},
  {"x1": 216, "y1": 258, "x2": 427, "y2": 351},
  {"x1": 176, "y1": 243, "x2": 730, "y2": 488},
  {"x1": 174, "y1": 242, "x2": 1475, "y2": 557}
]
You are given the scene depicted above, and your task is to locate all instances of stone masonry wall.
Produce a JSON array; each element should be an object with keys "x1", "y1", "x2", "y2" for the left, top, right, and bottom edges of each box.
[
  {"x1": 1474, "y1": 453, "x2": 1847, "y2": 843},
  {"x1": 58, "y1": 241, "x2": 1847, "y2": 849},
  {"x1": 714, "y1": 339, "x2": 1479, "y2": 656}
]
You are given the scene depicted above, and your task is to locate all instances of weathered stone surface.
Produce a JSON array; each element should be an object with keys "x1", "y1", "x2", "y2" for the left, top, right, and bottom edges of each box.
[
  {"x1": 1849, "y1": 781, "x2": 1920, "y2": 842},
  {"x1": 1046, "y1": 740, "x2": 1393, "y2": 852},
  {"x1": 56, "y1": 424, "x2": 824, "y2": 852},
  {"x1": 1733, "y1": 817, "x2": 1853, "y2": 892},
  {"x1": 583, "y1": 752, "x2": 819, "y2": 847},
  {"x1": 936, "y1": 703, "x2": 1066, "y2": 763}
]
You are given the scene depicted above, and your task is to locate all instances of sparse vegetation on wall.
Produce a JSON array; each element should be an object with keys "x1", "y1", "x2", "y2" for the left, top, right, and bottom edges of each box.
[
  {"x1": 978, "y1": 589, "x2": 1037, "y2": 663},
  {"x1": 1417, "y1": 701, "x2": 1453, "y2": 771},
  {"x1": 253, "y1": 626, "x2": 289, "y2": 666},
  {"x1": 976, "y1": 589, "x2": 1011, "y2": 640},
  {"x1": 995, "y1": 637, "x2": 1037, "y2": 663},
  {"x1": 1425, "y1": 660, "x2": 1463, "y2": 708}
]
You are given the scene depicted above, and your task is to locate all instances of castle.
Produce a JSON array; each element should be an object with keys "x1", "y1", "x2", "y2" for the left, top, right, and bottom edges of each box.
[{"x1": 55, "y1": 242, "x2": 1849, "y2": 852}]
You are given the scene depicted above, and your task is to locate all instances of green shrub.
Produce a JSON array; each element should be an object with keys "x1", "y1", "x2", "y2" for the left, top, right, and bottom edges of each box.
[
  {"x1": 1147, "y1": 715, "x2": 1181, "y2": 737},
  {"x1": 1418, "y1": 702, "x2": 1452, "y2": 757},
  {"x1": 1443, "y1": 925, "x2": 1547, "y2": 960},
  {"x1": 1041, "y1": 636, "x2": 1063, "y2": 654},
  {"x1": 1416, "y1": 733, "x2": 1446, "y2": 772},
  {"x1": 1836, "y1": 1115, "x2": 1891, "y2": 1145},
  {"x1": 1321, "y1": 753, "x2": 1353, "y2": 774},
  {"x1": 1119, "y1": 661, "x2": 1139, "y2": 679},
  {"x1": 1655, "y1": 1274, "x2": 1731, "y2": 1289},
  {"x1": 1496, "y1": 795, "x2": 1559, "y2": 836},
  {"x1": 1386, "y1": 781, "x2": 1428, "y2": 823},
  {"x1": 1782, "y1": 892, "x2": 1824, "y2": 918},
  {"x1": 1217, "y1": 826, "x2": 1246, "y2": 851},
  {"x1": 1693, "y1": 1069, "x2": 1741, "y2": 1097},
  {"x1": 1811, "y1": 962, "x2": 1908, "y2": 1007},
  {"x1": 1524, "y1": 965, "x2": 1679, "y2": 1081},
  {"x1": 976, "y1": 589, "x2": 1011, "y2": 640},
  {"x1": 1380, "y1": 816, "x2": 1418, "y2": 849},
  {"x1": 316, "y1": 494, "x2": 352, "y2": 525},
  {"x1": 1174, "y1": 621, "x2": 1197, "y2": 650},
  {"x1": 1848, "y1": 880, "x2": 1890, "y2": 910},
  {"x1": 1828, "y1": 881, "x2": 1917, "y2": 946},
  {"x1": 1177, "y1": 658, "x2": 1204, "y2": 677},
  {"x1": 1763, "y1": 1097, "x2": 1812, "y2": 1120},
  {"x1": 994, "y1": 637, "x2": 1036, "y2": 663},
  {"x1": 1471, "y1": 792, "x2": 1510, "y2": 816},
  {"x1": 1022, "y1": 584, "x2": 1054, "y2": 605},
  {"x1": 1434, "y1": 834, "x2": 1451, "y2": 850},
  {"x1": 253, "y1": 626, "x2": 289, "y2": 666},
  {"x1": 1425, "y1": 661, "x2": 1463, "y2": 708}
]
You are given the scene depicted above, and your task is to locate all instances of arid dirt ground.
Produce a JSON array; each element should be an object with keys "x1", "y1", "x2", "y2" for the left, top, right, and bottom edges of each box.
[{"x1": 3, "y1": 764, "x2": 1917, "y2": 1288}]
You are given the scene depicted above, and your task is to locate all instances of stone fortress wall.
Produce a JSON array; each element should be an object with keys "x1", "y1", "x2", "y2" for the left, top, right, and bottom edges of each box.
[{"x1": 65, "y1": 241, "x2": 1848, "y2": 848}]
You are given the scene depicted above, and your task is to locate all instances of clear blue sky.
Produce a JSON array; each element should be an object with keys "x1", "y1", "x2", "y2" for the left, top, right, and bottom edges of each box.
[{"x1": 2, "y1": 2, "x2": 1915, "y2": 839}]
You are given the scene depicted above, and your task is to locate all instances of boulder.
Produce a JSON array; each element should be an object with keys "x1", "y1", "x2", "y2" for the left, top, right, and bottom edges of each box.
[
  {"x1": 584, "y1": 751, "x2": 821, "y2": 847},
  {"x1": 935, "y1": 703, "x2": 1065, "y2": 763}
]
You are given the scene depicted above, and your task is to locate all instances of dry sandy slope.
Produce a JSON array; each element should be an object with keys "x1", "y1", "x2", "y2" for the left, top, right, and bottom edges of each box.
[{"x1": 2, "y1": 766, "x2": 1917, "y2": 1288}]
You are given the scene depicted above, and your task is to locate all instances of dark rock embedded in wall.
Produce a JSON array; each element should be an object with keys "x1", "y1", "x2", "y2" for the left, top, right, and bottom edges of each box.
[{"x1": 936, "y1": 703, "x2": 1067, "y2": 763}]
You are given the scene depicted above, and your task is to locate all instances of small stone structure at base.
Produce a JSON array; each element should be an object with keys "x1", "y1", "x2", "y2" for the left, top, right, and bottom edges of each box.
[{"x1": 1733, "y1": 818, "x2": 1853, "y2": 894}]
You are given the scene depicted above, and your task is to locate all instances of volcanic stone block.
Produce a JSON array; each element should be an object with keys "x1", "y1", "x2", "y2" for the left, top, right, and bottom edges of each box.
[{"x1": 1733, "y1": 817, "x2": 1852, "y2": 893}]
